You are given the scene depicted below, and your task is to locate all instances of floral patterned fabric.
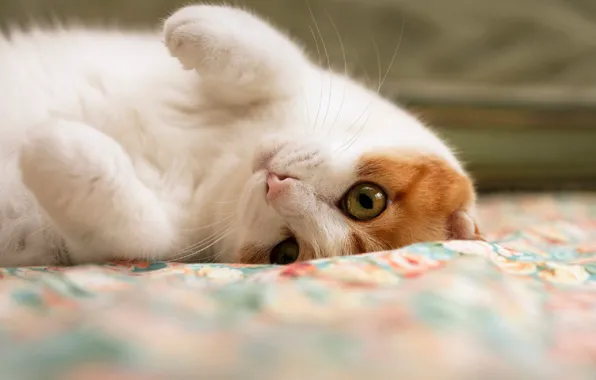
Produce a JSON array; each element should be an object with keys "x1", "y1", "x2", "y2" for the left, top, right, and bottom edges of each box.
[{"x1": 1, "y1": 193, "x2": 596, "y2": 380}]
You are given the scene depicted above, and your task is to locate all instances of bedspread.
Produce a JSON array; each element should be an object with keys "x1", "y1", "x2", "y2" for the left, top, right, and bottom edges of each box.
[{"x1": 1, "y1": 193, "x2": 596, "y2": 380}]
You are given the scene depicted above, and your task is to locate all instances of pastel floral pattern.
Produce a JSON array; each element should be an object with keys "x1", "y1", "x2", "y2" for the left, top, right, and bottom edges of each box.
[{"x1": 0, "y1": 192, "x2": 596, "y2": 379}]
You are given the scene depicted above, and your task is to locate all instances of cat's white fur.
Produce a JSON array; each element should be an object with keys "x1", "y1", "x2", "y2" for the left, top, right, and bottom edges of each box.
[{"x1": 0, "y1": 5, "x2": 464, "y2": 267}]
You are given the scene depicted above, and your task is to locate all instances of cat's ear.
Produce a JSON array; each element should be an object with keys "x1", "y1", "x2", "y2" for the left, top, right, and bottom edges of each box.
[{"x1": 448, "y1": 209, "x2": 484, "y2": 241}]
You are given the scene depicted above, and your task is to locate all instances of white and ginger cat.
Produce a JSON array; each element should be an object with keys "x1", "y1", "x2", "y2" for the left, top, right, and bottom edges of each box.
[{"x1": 0, "y1": 4, "x2": 481, "y2": 267}]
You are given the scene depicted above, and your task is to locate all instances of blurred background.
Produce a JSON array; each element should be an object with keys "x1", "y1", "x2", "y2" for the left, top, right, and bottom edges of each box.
[{"x1": 2, "y1": 0, "x2": 595, "y2": 191}]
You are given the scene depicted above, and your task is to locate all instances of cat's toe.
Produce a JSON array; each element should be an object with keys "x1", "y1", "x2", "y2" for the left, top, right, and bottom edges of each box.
[
  {"x1": 163, "y1": 5, "x2": 231, "y2": 70},
  {"x1": 163, "y1": 5, "x2": 263, "y2": 72},
  {"x1": 163, "y1": 12, "x2": 205, "y2": 69}
]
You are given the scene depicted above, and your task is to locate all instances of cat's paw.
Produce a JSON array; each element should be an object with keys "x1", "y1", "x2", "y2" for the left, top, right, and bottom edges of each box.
[
  {"x1": 164, "y1": 5, "x2": 255, "y2": 70},
  {"x1": 19, "y1": 121, "x2": 175, "y2": 262},
  {"x1": 163, "y1": 5, "x2": 307, "y2": 104},
  {"x1": 19, "y1": 121, "x2": 126, "y2": 213}
]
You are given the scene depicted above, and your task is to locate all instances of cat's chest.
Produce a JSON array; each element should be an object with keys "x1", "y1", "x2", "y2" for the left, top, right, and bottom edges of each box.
[
  {"x1": 93, "y1": 86, "x2": 300, "y2": 206},
  {"x1": 104, "y1": 109, "x2": 256, "y2": 197}
]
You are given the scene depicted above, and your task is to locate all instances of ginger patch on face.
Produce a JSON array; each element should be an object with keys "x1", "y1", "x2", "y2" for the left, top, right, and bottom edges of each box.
[{"x1": 344, "y1": 150, "x2": 481, "y2": 253}]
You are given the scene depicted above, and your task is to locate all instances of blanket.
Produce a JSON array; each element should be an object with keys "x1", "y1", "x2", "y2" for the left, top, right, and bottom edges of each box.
[{"x1": 1, "y1": 193, "x2": 595, "y2": 380}]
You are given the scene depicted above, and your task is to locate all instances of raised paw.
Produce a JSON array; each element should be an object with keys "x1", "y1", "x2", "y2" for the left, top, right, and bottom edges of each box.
[
  {"x1": 163, "y1": 5, "x2": 307, "y2": 104},
  {"x1": 163, "y1": 5, "x2": 257, "y2": 71}
]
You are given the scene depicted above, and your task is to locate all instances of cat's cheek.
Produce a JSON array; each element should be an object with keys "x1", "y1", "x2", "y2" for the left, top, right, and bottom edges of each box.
[
  {"x1": 236, "y1": 244, "x2": 269, "y2": 265},
  {"x1": 448, "y1": 210, "x2": 484, "y2": 241}
]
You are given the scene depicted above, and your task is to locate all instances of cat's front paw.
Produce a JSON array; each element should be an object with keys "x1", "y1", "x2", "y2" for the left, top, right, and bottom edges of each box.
[
  {"x1": 163, "y1": 4, "x2": 307, "y2": 104},
  {"x1": 164, "y1": 5, "x2": 251, "y2": 70},
  {"x1": 19, "y1": 121, "x2": 176, "y2": 262},
  {"x1": 19, "y1": 121, "x2": 126, "y2": 213}
]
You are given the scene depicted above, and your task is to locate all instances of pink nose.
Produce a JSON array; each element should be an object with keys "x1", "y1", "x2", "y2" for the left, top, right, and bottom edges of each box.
[{"x1": 266, "y1": 173, "x2": 293, "y2": 201}]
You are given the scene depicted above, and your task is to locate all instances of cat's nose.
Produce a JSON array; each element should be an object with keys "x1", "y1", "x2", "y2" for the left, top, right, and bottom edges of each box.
[{"x1": 266, "y1": 173, "x2": 295, "y2": 202}]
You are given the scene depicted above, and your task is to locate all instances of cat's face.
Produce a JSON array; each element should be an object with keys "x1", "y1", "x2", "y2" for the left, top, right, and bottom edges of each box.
[{"x1": 234, "y1": 116, "x2": 481, "y2": 265}]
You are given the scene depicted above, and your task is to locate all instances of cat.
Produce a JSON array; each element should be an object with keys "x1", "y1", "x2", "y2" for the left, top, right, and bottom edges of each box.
[{"x1": 0, "y1": 4, "x2": 481, "y2": 267}]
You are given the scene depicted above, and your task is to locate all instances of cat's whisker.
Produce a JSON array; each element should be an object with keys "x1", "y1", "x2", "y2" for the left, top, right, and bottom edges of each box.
[
  {"x1": 329, "y1": 30, "x2": 378, "y2": 152},
  {"x1": 168, "y1": 222, "x2": 238, "y2": 263},
  {"x1": 307, "y1": 23, "x2": 324, "y2": 136},
  {"x1": 175, "y1": 229, "x2": 229, "y2": 256},
  {"x1": 335, "y1": 113, "x2": 372, "y2": 156},
  {"x1": 174, "y1": 219, "x2": 237, "y2": 256},
  {"x1": 307, "y1": 3, "x2": 334, "y2": 135},
  {"x1": 334, "y1": 20, "x2": 404, "y2": 154},
  {"x1": 333, "y1": 92, "x2": 378, "y2": 153},
  {"x1": 177, "y1": 215, "x2": 238, "y2": 250},
  {"x1": 376, "y1": 16, "x2": 405, "y2": 95},
  {"x1": 371, "y1": 34, "x2": 383, "y2": 90},
  {"x1": 325, "y1": 11, "x2": 347, "y2": 137},
  {"x1": 302, "y1": 84, "x2": 312, "y2": 131},
  {"x1": 335, "y1": 94, "x2": 374, "y2": 149},
  {"x1": 178, "y1": 211, "x2": 237, "y2": 233},
  {"x1": 197, "y1": 247, "x2": 229, "y2": 264},
  {"x1": 169, "y1": 238, "x2": 221, "y2": 263},
  {"x1": 334, "y1": 117, "x2": 369, "y2": 156}
]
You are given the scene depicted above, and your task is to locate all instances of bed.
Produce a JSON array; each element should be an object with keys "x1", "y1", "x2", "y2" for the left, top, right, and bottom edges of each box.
[{"x1": 1, "y1": 192, "x2": 594, "y2": 380}]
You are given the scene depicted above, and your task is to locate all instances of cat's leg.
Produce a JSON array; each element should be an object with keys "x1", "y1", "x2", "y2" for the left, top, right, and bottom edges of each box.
[
  {"x1": 164, "y1": 5, "x2": 310, "y2": 105},
  {"x1": 19, "y1": 120, "x2": 175, "y2": 264}
]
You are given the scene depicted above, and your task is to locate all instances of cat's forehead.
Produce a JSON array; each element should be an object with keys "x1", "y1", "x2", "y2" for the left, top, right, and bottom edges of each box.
[
  {"x1": 311, "y1": 138, "x2": 463, "y2": 207},
  {"x1": 355, "y1": 149, "x2": 468, "y2": 193},
  {"x1": 335, "y1": 135, "x2": 463, "y2": 179},
  {"x1": 326, "y1": 98, "x2": 462, "y2": 174}
]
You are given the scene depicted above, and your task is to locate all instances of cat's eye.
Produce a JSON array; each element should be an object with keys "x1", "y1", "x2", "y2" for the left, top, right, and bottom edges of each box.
[
  {"x1": 341, "y1": 183, "x2": 387, "y2": 221},
  {"x1": 270, "y1": 237, "x2": 300, "y2": 265}
]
